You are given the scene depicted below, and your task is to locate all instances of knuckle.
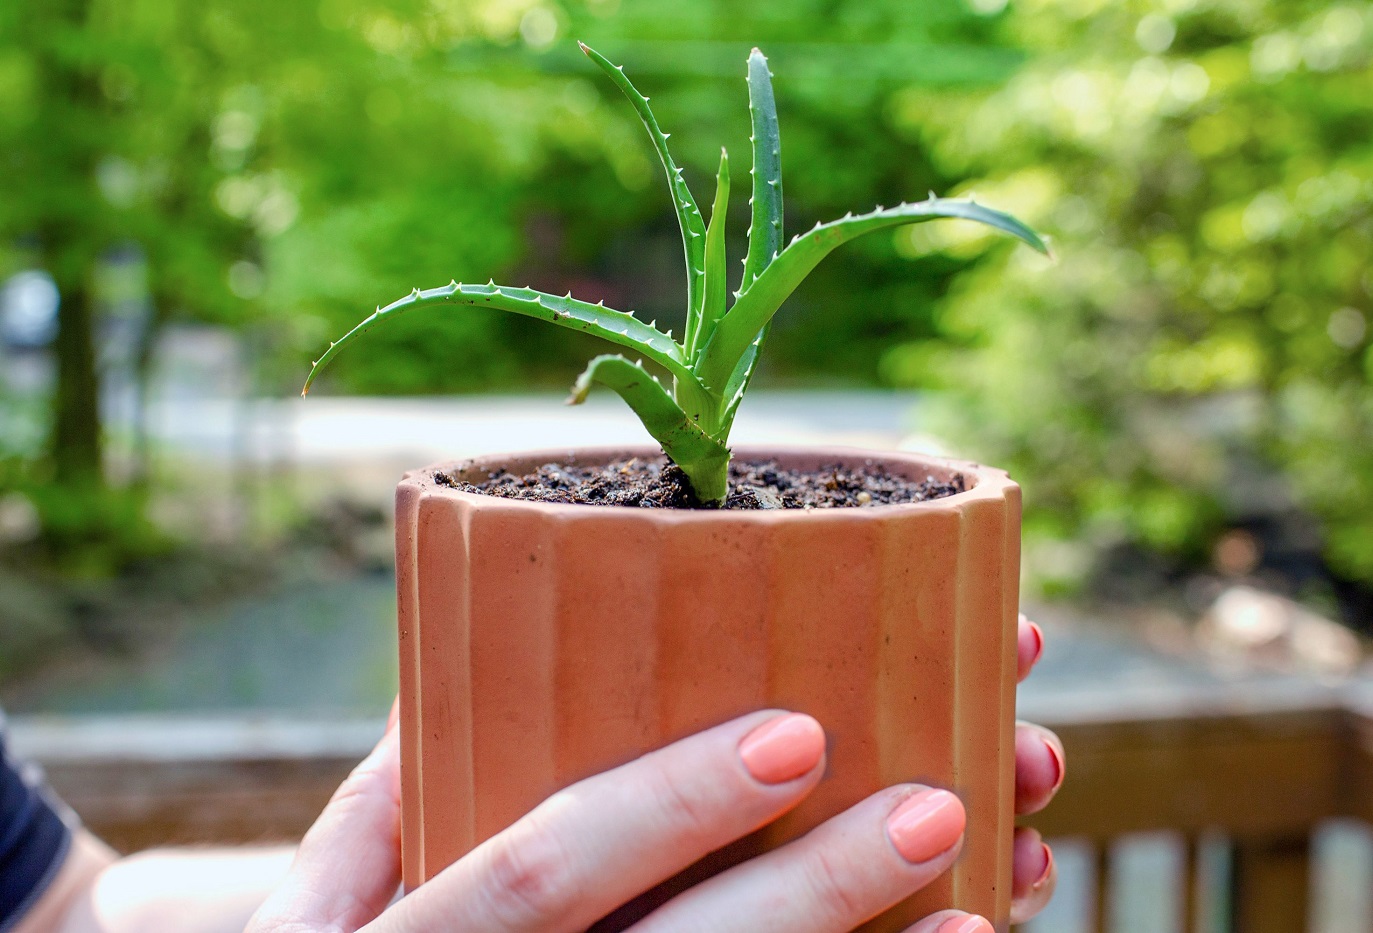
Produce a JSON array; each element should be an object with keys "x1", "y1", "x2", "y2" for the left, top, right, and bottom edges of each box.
[
  {"x1": 801, "y1": 845, "x2": 866, "y2": 923},
  {"x1": 326, "y1": 760, "x2": 395, "y2": 815},
  {"x1": 328, "y1": 771, "x2": 373, "y2": 809},
  {"x1": 644, "y1": 766, "x2": 718, "y2": 843},
  {"x1": 481, "y1": 812, "x2": 579, "y2": 925}
]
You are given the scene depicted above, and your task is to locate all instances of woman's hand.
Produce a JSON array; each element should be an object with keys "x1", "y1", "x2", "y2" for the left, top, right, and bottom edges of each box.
[
  {"x1": 249, "y1": 616, "x2": 1064, "y2": 933},
  {"x1": 250, "y1": 711, "x2": 986, "y2": 932}
]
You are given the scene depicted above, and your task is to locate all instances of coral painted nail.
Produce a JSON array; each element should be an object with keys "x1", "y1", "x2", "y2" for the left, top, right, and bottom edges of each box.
[
  {"x1": 738, "y1": 713, "x2": 825, "y2": 784},
  {"x1": 938, "y1": 915, "x2": 994, "y2": 933},
  {"x1": 886, "y1": 788, "x2": 965, "y2": 864},
  {"x1": 1018, "y1": 619, "x2": 1044, "y2": 680},
  {"x1": 1033, "y1": 842, "x2": 1054, "y2": 889},
  {"x1": 1046, "y1": 739, "x2": 1064, "y2": 791}
]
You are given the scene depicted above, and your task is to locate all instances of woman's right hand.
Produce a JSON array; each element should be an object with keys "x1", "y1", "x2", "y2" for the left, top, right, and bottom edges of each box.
[{"x1": 248, "y1": 708, "x2": 991, "y2": 933}]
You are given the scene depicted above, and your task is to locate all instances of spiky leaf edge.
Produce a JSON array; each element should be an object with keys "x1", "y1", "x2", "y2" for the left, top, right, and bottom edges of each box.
[
  {"x1": 579, "y1": 42, "x2": 708, "y2": 341},
  {"x1": 302, "y1": 282, "x2": 700, "y2": 396},
  {"x1": 740, "y1": 48, "x2": 783, "y2": 295},
  {"x1": 688, "y1": 146, "x2": 730, "y2": 361},
  {"x1": 713, "y1": 47, "x2": 785, "y2": 439},
  {"x1": 698, "y1": 198, "x2": 1050, "y2": 393}
]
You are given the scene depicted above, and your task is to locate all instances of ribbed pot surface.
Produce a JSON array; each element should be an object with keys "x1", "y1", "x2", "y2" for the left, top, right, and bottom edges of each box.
[{"x1": 395, "y1": 446, "x2": 1021, "y2": 930}]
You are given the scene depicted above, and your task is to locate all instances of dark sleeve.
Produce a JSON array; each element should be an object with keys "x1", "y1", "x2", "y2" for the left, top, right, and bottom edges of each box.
[{"x1": 0, "y1": 711, "x2": 73, "y2": 933}]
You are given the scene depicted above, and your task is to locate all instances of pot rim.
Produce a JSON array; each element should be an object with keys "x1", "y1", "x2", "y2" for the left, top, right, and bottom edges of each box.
[{"x1": 402, "y1": 444, "x2": 1016, "y2": 523}]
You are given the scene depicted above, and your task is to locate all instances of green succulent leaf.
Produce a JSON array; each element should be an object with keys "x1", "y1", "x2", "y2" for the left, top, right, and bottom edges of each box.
[
  {"x1": 741, "y1": 48, "x2": 783, "y2": 294},
  {"x1": 698, "y1": 198, "x2": 1051, "y2": 393},
  {"x1": 568, "y1": 354, "x2": 731, "y2": 505},
  {"x1": 579, "y1": 42, "x2": 707, "y2": 335},
  {"x1": 716, "y1": 49, "x2": 786, "y2": 435},
  {"x1": 303, "y1": 281, "x2": 696, "y2": 395},
  {"x1": 719, "y1": 330, "x2": 767, "y2": 434},
  {"x1": 689, "y1": 146, "x2": 731, "y2": 360},
  {"x1": 303, "y1": 45, "x2": 1049, "y2": 511}
]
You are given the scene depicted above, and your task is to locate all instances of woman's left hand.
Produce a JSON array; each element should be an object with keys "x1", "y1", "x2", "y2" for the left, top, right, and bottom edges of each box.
[{"x1": 249, "y1": 615, "x2": 1066, "y2": 932}]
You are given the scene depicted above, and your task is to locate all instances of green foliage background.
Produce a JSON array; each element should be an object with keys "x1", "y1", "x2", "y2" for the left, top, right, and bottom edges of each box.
[
  {"x1": 2, "y1": 0, "x2": 1371, "y2": 590},
  {"x1": 880, "y1": 0, "x2": 1373, "y2": 588}
]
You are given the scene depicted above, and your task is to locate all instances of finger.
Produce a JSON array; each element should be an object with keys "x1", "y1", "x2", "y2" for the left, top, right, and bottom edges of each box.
[
  {"x1": 902, "y1": 910, "x2": 995, "y2": 933},
  {"x1": 378, "y1": 710, "x2": 826, "y2": 933},
  {"x1": 1009, "y1": 828, "x2": 1057, "y2": 925},
  {"x1": 1014, "y1": 721, "x2": 1065, "y2": 816},
  {"x1": 633, "y1": 784, "x2": 966, "y2": 933},
  {"x1": 1017, "y1": 614, "x2": 1044, "y2": 683},
  {"x1": 246, "y1": 718, "x2": 402, "y2": 932}
]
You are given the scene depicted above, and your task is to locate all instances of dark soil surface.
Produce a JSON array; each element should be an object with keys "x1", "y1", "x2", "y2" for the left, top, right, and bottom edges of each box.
[{"x1": 434, "y1": 456, "x2": 965, "y2": 510}]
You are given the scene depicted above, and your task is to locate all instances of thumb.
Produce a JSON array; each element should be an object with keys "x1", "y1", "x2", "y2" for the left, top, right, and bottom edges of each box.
[{"x1": 247, "y1": 702, "x2": 403, "y2": 932}]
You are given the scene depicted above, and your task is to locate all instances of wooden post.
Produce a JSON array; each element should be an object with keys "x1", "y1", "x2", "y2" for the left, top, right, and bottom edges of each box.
[
  {"x1": 1092, "y1": 842, "x2": 1112, "y2": 933},
  {"x1": 1230, "y1": 835, "x2": 1311, "y2": 933},
  {"x1": 1180, "y1": 835, "x2": 1199, "y2": 933}
]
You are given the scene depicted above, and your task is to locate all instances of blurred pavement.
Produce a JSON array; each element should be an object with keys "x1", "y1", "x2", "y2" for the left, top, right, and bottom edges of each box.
[{"x1": 142, "y1": 389, "x2": 940, "y2": 468}]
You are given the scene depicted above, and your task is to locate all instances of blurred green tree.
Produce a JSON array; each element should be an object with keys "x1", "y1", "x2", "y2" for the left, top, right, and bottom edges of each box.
[
  {"x1": 275, "y1": 0, "x2": 1024, "y2": 394},
  {"x1": 884, "y1": 0, "x2": 1373, "y2": 589},
  {"x1": 1, "y1": 0, "x2": 1018, "y2": 480}
]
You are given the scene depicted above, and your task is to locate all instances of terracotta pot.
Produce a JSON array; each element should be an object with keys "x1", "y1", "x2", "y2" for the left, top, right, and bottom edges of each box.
[{"x1": 394, "y1": 445, "x2": 1021, "y2": 931}]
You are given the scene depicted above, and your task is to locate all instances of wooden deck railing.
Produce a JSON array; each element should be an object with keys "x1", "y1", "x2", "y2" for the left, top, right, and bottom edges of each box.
[
  {"x1": 1019, "y1": 680, "x2": 1373, "y2": 932},
  {"x1": 11, "y1": 681, "x2": 1373, "y2": 932}
]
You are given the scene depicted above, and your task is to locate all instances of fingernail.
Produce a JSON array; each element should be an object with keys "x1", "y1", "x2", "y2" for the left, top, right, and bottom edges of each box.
[
  {"x1": 1033, "y1": 842, "x2": 1054, "y2": 890},
  {"x1": 1029, "y1": 622, "x2": 1044, "y2": 665},
  {"x1": 1045, "y1": 739, "x2": 1064, "y2": 792},
  {"x1": 938, "y1": 916, "x2": 993, "y2": 933},
  {"x1": 739, "y1": 713, "x2": 825, "y2": 784},
  {"x1": 886, "y1": 788, "x2": 965, "y2": 864}
]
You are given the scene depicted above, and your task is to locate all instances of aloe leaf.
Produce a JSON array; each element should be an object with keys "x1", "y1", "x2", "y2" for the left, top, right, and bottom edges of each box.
[
  {"x1": 713, "y1": 48, "x2": 784, "y2": 441},
  {"x1": 717, "y1": 330, "x2": 766, "y2": 437},
  {"x1": 568, "y1": 354, "x2": 731, "y2": 505},
  {"x1": 688, "y1": 147, "x2": 730, "y2": 360},
  {"x1": 741, "y1": 47, "x2": 783, "y2": 293},
  {"x1": 699, "y1": 198, "x2": 1050, "y2": 393},
  {"x1": 303, "y1": 282, "x2": 697, "y2": 395},
  {"x1": 579, "y1": 43, "x2": 707, "y2": 330}
]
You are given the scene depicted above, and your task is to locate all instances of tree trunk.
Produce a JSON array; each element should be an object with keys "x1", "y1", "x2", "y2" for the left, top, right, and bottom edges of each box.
[
  {"x1": 51, "y1": 275, "x2": 103, "y2": 485},
  {"x1": 128, "y1": 291, "x2": 170, "y2": 492},
  {"x1": 36, "y1": 0, "x2": 104, "y2": 488}
]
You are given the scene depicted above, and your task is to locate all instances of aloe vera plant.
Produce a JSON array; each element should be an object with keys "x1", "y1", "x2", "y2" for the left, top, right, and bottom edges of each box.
[{"x1": 304, "y1": 43, "x2": 1049, "y2": 506}]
